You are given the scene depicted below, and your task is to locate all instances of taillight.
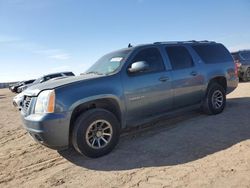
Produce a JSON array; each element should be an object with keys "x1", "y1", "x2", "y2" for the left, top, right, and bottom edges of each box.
[{"x1": 235, "y1": 60, "x2": 242, "y2": 68}]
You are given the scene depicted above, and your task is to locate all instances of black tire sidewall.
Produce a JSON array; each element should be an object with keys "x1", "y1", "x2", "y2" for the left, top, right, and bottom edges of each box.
[
  {"x1": 206, "y1": 83, "x2": 226, "y2": 114},
  {"x1": 72, "y1": 109, "x2": 120, "y2": 158},
  {"x1": 243, "y1": 68, "x2": 250, "y2": 82}
]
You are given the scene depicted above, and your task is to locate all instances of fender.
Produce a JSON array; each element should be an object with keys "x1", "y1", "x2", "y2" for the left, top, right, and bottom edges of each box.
[{"x1": 69, "y1": 94, "x2": 126, "y2": 128}]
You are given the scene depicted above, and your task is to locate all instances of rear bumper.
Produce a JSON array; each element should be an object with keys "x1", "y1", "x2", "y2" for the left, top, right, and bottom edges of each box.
[
  {"x1": 227, "y1": 76, "x2": 239, "y2": 94},
  {"x1": 21, "y1": 112, "x2": 71, "y2": 150}
]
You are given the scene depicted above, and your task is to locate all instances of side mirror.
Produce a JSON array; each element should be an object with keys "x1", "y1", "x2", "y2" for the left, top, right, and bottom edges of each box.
[{"x1": 128, "y1": 61, "x2": 149, "y2": 73}]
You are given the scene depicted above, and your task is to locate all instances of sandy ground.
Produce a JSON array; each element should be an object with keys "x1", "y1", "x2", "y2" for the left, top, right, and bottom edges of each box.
[{"x1": 0, "y1": 83, "x2": 250, "y2": 188}]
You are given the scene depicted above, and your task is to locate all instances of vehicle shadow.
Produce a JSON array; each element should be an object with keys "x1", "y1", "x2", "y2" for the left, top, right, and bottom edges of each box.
[
  {"x1": 239, "y1": 79, "x2": 250, "y2": 83},
  {"x1": 59, "y1": 97, "x2": 250, "y2": 171},
  {"x1": 0, "y1": 94, "x2": 6, "y2": 99}
]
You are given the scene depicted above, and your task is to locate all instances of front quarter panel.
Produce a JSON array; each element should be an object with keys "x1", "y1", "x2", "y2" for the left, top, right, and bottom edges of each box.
[{"x1": 55, "y1": 74, "x2": 125, "y2": 123}]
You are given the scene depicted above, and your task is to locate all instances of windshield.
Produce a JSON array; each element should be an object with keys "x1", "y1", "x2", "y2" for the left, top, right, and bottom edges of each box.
[
  {"x1": 33, "y1": 77, "x2": 43, "y2": 84},
  {"x1": 86, "y1": 49, "x2": 131, "y2": 75},
  {"x1": 240, "y1": 51, "x2": 250, "y2": 60}
]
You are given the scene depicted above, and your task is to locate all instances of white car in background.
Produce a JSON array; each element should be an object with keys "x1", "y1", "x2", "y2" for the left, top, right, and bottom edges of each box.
[
  {"x1": 13, "y1": 71, "x2": 75, "y2": 109},
  {"x1": 13, "y1": 92, "x2": 25, "y2": 110},
  {"x1": 16, "y1": 71, "x2": 75, "y2": 93}
]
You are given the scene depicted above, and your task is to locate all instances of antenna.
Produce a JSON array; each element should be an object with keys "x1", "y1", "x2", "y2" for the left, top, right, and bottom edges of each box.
[{"x1": 128, "y1": 43, "x2": 132, "y2": 48}]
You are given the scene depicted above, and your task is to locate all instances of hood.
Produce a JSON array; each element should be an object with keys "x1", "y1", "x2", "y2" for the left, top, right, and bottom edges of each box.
[{"x1": 23, "y1": 74, "x2": 102, "y2": 96}]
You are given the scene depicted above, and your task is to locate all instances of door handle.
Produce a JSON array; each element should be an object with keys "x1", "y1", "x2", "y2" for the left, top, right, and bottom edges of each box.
[
  {"x1": 190, "y1": 71, "x2": 197, "y2": 76},
  {"x1": 159, "y1": 76, "x2": 169, "y2": 82}
]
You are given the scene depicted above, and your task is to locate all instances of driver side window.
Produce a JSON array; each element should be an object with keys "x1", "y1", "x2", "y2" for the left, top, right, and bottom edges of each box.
[{"x1": 131, "y1": 47, "x2": 165, "y2": 73}]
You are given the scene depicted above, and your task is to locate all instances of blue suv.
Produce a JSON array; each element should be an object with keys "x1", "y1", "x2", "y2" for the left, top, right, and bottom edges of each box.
[{"x1": 19, "y1": 41, "x2": 238, "y2": 158}]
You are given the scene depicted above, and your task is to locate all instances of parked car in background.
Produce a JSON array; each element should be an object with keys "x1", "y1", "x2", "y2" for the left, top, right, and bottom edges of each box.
[
  {"x1": 231, "y1": 50, "x2": 250, "y2": 81},
  {"x1": 19, "y1": 41, "x2": 238, "y2": 158},
  {"x1": 13, "y1": 72, "x2": 74, "y2": 110},
  {"x1": 16, "y1": 72, "x2": 75, "y2": 93},
  {"x1": 13, "y1": 92, "x2": 25, "y2": 110},
  {"x1": 9, "y1": 79, "x2": 35, "y2": 93}
]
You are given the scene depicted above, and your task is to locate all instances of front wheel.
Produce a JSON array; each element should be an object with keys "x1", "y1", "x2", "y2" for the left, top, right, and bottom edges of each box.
[
  {"x1": 202, "y1": 83, "x2": 226, "y2": 115},
  {"x1": 72, "y1": 108, "x2": 120, "y2": 158}
]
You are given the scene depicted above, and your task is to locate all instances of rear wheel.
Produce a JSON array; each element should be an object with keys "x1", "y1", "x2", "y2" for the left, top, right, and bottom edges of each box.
[
  {"x1": 72, "y1": 108, "x2": 120, "y2": 158},
  {"x1": 242, "y1": 67, "x2": 250, "y2": 82},
  {"x1": 202, "y1": 83, "x2": 226, "y2": 115}
]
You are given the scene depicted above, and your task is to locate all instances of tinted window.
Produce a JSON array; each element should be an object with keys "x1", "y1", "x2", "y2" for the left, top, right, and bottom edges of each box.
[
  {"x1": 24, "y1": 80, "x2": 34, "y2": 84},
  {"x1": 192, "y1": 44, "x2": 232, "y2": 64},
  {"x1": 63, "y1": 72, "x2": 75, "y2": 76},
  {"x1": 131, "y1": 47, "x2": 165, "y2": 73},
  {"x1": 44, "y1": 74, "x2": 62, "y2": 81},
  {"x1": 165, "y1": 46, "x2": 194, "y2": 70},
  {"x1": 240, "y1": 51, "x2": 250, "y2": 60}
]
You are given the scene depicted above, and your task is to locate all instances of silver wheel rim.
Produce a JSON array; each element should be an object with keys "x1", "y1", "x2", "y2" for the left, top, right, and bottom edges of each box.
[
  {"x1": 212, "y1": 90, "x2": 223, "y2": 109},
  {"x1": 85, "y1": 120, "x2": 113, "y2": 149}
]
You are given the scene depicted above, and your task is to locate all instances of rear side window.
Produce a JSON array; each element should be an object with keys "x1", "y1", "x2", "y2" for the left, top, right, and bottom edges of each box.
[
  {"x1": 44, "y1": 74, "x2": 62, "y2": 81},
  {"x1": 192, "y1": 44, "x2": 232, "y2": 64},
  {"x1": 24, "y1": 80, "x2": 34, "y2": 84},
  {"x1": 63, "y1": 72, "x2": 74, "y2": 76},
  {"x1": 165, "y1": 46, "x2": 194, "y2": 70},
  {"x1": 131, "y1": 47, "x2": 165, "y2": 73}
]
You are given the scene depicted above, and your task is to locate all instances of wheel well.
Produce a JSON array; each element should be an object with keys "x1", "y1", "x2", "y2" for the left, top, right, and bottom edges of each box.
[
  {"x1": 69, "y1": 98, "x2": 122, "y2": 144},
  {"x1": 208, "y1": 76, "x2": 227, "y2": 92}
]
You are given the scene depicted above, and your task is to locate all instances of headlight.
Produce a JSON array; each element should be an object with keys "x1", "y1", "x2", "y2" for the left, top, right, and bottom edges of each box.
[{"x1": 35, "y1": 90, "x2": 55, "y2": 114}]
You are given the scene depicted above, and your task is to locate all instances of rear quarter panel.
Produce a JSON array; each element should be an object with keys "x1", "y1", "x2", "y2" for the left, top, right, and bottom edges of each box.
[
  {"x1": 202, "y1": 62, "x2": 238, "y2": 94},
  {"x1": 188, "y1": 44, "x2": 238, "y2": 95}
]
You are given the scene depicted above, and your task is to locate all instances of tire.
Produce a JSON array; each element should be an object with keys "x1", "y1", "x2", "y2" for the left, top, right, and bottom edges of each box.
[
  {"x1": 242, "y1": 68, "x2": 250, "y2": 82},
  {"x1": 202, "y1": 83, "x2": 226, "y2": 115},
  {"x1": 72, "y1": 108, "x2": 120, "y2": 158}
]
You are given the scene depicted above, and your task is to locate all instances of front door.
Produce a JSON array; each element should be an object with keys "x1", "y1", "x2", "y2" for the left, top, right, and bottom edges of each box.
[{"x1": 122, "y1": 47, "x2": 173, "y2": 125}]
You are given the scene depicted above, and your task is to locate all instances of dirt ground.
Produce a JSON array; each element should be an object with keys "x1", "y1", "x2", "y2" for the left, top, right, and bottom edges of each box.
[{"x1": 0, "y1": 83, "x2": 250, "y2": 188}]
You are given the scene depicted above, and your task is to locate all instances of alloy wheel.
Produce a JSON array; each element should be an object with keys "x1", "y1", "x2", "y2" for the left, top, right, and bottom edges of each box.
[{"x1": 85, "y1": 120, "x2": 113, "y2": 149}]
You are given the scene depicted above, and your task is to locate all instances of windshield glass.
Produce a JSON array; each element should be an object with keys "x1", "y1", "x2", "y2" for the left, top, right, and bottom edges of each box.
[
  {"x1": 33, "y1": 77, "x2": 43, "y2": 84},
  {"x1": 240, "y1": 51, "x2": 250, "y2": 60},
  {"x1": 86, "y1": 49, "x2": 131, "y2": 75}
]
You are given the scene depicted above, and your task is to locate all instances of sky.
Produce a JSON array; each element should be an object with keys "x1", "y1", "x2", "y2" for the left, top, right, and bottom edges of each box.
[{"x1": 0, "y1": 0, "x2": 250, "y2": 82}]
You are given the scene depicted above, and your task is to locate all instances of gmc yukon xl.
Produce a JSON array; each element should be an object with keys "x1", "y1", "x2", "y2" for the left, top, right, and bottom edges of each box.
[{"x1": 20, "y1": 41, "x2": 238, "y2": 158}]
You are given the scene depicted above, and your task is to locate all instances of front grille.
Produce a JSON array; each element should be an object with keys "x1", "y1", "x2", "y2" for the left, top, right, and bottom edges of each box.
[{"x1": 22, "y1": 96, "x2": 32, "y2": 113}]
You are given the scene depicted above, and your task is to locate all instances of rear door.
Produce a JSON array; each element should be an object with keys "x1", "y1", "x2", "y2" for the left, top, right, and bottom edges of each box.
[{"x1": 164, "y1": 45, "x2": 204, "y2": 109}]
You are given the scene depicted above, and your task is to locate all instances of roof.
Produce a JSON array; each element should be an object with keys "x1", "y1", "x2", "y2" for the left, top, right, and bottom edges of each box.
[
  {"x1": 105, "y1": 40, "x2": 218, "y2": 57},
  {"x1": 123, "y1": 40, "x2": 217, "y2": 50},
  {"x1": 153, "y1": 40, "x2": 216, "y2": 45},
  {"x1": 231, "y1": 49, "x2": 250, "y2": 53}
]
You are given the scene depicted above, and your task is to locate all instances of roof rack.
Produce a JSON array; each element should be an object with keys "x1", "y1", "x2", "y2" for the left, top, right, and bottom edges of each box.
[
  {"x1": 153, "y1": 40, "x2": 215, "y2": 45},
  {"x1": 186, "y1": 40, "x2": 197, "y2": 43}
]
